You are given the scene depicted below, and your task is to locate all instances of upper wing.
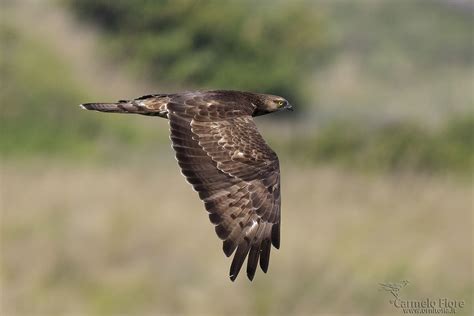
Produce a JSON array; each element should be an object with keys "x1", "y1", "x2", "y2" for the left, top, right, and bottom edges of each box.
[{"x1": 167, "y1": 95, "x2": 281, "y2": 281}]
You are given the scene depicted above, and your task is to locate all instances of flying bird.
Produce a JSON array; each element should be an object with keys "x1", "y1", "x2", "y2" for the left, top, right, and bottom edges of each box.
[{"x1": 80, "y1": 90, "x2": 293, "y2": 281}]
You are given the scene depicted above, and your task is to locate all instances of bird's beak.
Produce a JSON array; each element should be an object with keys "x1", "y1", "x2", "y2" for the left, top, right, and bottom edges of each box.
[{"x1": 284, "y1": 103, "x2": 294, "y2": 111}]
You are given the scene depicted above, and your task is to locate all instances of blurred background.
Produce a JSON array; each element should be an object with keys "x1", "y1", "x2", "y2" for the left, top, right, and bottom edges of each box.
[{"x1": 1, "y1": 0, "x2": 472, "y2": 315}]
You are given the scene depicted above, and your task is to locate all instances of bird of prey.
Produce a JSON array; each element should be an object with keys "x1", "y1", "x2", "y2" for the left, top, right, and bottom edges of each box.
[{"x1": 80, "y1": 90, "x2": 293, "y2": 281}]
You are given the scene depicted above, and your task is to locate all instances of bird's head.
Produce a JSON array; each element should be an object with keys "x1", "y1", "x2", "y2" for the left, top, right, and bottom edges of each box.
[{"x1": 252, "y1": 94, "x2": 293, "y2": 116}]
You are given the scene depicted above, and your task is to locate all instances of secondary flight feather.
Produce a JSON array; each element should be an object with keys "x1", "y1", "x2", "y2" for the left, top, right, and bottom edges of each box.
[{"x1": 80, "y1": 90, "x2": 293, "y2": 281}]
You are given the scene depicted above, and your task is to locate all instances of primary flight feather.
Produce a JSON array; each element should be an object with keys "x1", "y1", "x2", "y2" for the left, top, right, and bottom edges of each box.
[{"x1": 80, "y1": 90, "x2": 293, "y2": 281}]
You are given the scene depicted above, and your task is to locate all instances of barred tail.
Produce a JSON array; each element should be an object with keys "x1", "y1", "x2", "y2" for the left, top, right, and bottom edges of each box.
[
  {"x1": 80, "y1": 96, "x2": 169, "y2": 118},
  {"x1": 80, "y1": 102, "x2": 135, "y2": 113}
]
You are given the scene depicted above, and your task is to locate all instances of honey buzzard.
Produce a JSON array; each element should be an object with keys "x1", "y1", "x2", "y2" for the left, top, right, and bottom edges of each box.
[{"x1": 80, "y1": 90, "x2": 293, "y2": 281}]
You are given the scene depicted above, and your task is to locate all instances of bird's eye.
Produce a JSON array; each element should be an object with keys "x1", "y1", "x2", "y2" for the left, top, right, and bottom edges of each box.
[{"x1": 277, "y1": 100, "x2": 285, "y2": 107}]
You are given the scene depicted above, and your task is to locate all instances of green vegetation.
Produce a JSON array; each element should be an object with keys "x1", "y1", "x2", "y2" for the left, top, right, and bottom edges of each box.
[
  {"x1": 0, "y1": 23, "x2": 93, "y2": 157},
  {"x1": 0, "y1": 23, "x2": 160, "y2": 160},
  {"x1": 326, "y1": 1, "x2": 473, "y2": 70},
  {"x1": 280, "y1": 115, "x2": 474, "y2": 173},
  {"x1": 65, "y1": 0, "x2": 329, "y2": 107},
  {"x1": 2, "y1": 2, "x2": 472, "y2": 315},
  {"x1": 314, "y1": 1, "x2": 473, "y2": 123},
  {"x1": 1, "y1": 1, "x2": 472, "y2": 174}
]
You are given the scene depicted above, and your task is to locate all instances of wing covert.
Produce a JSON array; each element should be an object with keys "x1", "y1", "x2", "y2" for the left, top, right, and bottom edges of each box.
[{"x1": 167, "y1": 95, "x2": 281, "y2": 281}]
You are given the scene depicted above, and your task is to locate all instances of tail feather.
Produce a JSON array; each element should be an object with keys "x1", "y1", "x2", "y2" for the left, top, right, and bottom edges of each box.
[
  {"x1": 80, "y1": 102, "x2": 132, "y2": 113},
  {"x1": 80, "y1": 95, "x2": 169, "y2": 118}
]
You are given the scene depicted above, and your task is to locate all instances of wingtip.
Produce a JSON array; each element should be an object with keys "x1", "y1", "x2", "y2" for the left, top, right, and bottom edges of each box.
[
  {"x1": 272, "y1": 240, "x2": 280, "y2": 249},
  {"x1": 230, "y1": 274, "x2": 237, "y2": 282},
  {"x1": 271, "y1": 223, "x2": 280, "y2": 249},
  {"x1": 247, "y1": 271, "x2": 255, "y2": 281},
  {"x1": 79, "y1": 104, "x2": 87, "y2": 110},
  {"x1": 223, "y1": 240, "x2": 237, "y2": 257}
]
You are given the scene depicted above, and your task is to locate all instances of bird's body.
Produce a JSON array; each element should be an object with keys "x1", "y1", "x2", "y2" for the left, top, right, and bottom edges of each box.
[{"x1": 80, "y1": 90, "x2": 293, "y2": 281}]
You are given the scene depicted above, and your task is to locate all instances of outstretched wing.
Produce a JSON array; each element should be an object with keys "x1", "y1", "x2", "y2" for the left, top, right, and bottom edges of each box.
[{"x1": 167, "y1": 94, "x2": 281, "y2": 281}]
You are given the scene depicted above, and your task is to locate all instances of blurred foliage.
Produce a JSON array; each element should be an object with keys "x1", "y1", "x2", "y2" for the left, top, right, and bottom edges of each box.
[
  {"x1": 0, "y1": 23, "x2": 91, "y2": 157},
  {"x1": 281, "y1": 115, "x2": 474, "y2": 174},
  {"x1": 0, "y1": 23, "x2": 159, "y2": 160},
  {"x1": 2, "y1": 2, "x2": 472, "y2": 314},
  {"x1": 1, "y1": 1, "x2": 473, "y2": 175},
  {"x1": 65, "y1": 0, "x2": 330, "y2": 107},
  {"x1": 312, "y1": 0, "x2": 474, "y2": 125},
  {"x1": 327, "y1": 1, "x2": 473, "y2": 70}
]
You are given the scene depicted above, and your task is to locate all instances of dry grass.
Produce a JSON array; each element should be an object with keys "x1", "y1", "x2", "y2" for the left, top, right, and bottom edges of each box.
[{"x1": 1, "y1": 159, "x2": 472, "y2": 316}]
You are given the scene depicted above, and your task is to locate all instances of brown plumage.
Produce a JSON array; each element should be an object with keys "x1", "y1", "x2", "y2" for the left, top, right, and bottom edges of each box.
[{"x1": 80, "y1": 90, "x2": 293, "y2": 281}]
